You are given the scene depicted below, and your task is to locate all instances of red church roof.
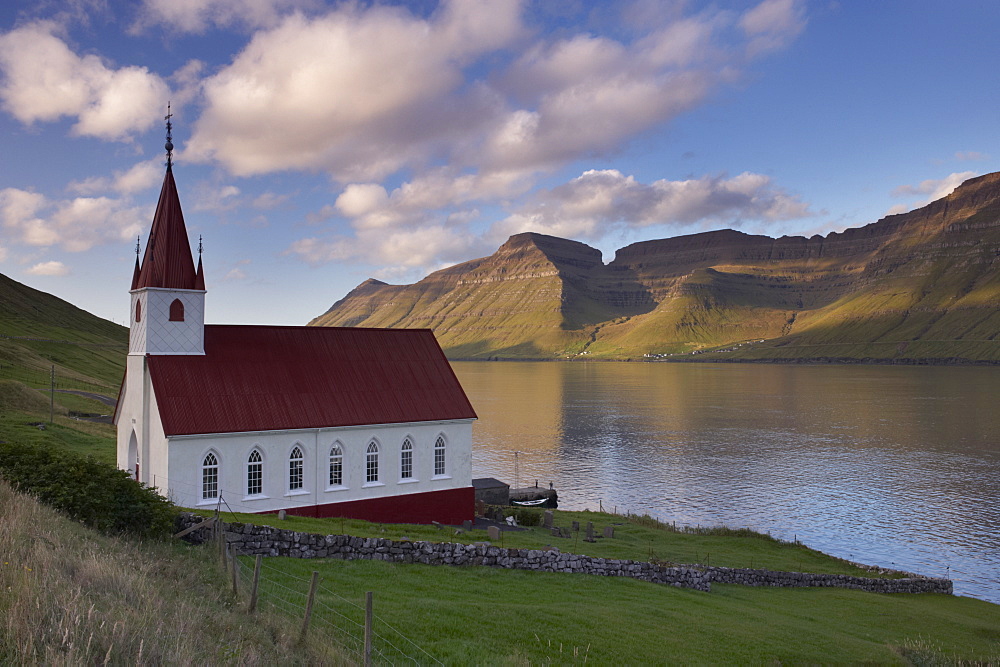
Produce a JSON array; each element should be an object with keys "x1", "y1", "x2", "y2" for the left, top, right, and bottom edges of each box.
[
  {"x1": 135, "y1": 167, "x2": 201, "y2": 290},
  {"x1": 146, "y1": 325, "x2": 477, "y2": 436}
]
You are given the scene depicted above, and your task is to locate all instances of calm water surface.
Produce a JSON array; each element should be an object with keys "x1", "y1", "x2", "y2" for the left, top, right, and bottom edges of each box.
[{"x1": 453, "y1": 362, "x2": 1000, "y2": 603}]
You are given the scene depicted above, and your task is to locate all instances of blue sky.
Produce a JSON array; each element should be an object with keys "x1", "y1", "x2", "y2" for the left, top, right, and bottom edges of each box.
[{"x1": 1, "y1": 0, "x2": 997, "y2": 326}]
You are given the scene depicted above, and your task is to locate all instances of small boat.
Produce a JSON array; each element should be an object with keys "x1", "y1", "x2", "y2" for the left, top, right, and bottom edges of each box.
[{"x1": 511, "y1": 498, "x2": 549, "y2": 507}]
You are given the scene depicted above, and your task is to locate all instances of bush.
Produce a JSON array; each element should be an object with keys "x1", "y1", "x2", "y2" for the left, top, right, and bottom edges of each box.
[
  {"x1": 503, "y1": 506, "x2": 543, "y2": 527},
  {"x1": 0, "y1": 442, "x2": 177, "y2": 539}
]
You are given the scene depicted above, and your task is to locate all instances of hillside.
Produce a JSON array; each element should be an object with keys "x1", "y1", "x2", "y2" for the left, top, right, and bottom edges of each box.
[
  {"x1": 312, "y1": 173, "x2": 1000, "y2": 363},
  {"x1": 0, "y1": 272, "x2": 127, "y2": 391}
]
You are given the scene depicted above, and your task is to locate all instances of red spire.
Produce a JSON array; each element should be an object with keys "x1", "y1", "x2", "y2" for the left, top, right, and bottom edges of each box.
[
  {"x1": 194, "y1": 254, "x2": 205, "y2": 291},
  {"x1": 130, "y1": 254, "x2": 141, "y2": 290},
  {"x1": 134, "y1": 167, "x2": 200, "y2": 290}
]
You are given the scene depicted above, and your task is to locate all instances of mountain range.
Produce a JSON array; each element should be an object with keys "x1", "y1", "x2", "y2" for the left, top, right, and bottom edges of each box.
[{"x1": 311, "y1": 172, "x2": 1000, "y2": 363}]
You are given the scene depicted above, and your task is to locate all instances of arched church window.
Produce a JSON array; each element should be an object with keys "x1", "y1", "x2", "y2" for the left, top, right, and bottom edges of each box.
[
  {"x1": 366, "y1": 441, "x2": 379, "y2": 483},
  {"x1": 434, "y1": 436, "x2": 446, "y2": 476},
  {"x1": 329, "y1": 445, "x2": 344, "y2": 487},
  {"x1": 247, "y1": 449, "x2": 263, "y2": 496},
  {"x1": 289, "y1": 446, "x2": 304, "y2": 491},
  {"x1": 201, "y1": 452, "x2": 219, "y2": 500},
  {"x1": 135, "y1": 300, "x2": 142, "y2": 322},
  {"x1": 169, "y1": 298, "x2": 185, "y2": 321},
  {"x1": 400, "y1": 438, "x2": 413, "y2": 480}
]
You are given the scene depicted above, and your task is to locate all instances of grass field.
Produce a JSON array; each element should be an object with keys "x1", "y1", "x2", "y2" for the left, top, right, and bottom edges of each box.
[
  {"x1": 201, "y1": 507, "x2": 892, "y2": 578},
  {"x1": 244, "y1": 555, "x2": 1000, "y2": 664},
  {"x1": 0, "y1": 380, "x2": 116, "y2": 463},
  {"x1": 0, "y1": 477, "x2": 350, "y2": 665}
]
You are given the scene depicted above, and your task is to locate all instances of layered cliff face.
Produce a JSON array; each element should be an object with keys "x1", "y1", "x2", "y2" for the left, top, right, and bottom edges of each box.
[
  {"x1": 310, "y1": 233, "x2": 619, "y2": 357},
  {"x1": 311, "y1": 173, "x2": 1000, "y2": 362}
]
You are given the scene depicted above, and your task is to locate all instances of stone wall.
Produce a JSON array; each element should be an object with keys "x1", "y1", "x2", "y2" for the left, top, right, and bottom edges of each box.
[
  {"x1": 705, "y1": 565, "x2": 952, "y2": 595},
  {"x1": 176, "y1": 513, "x2": 952, "y2": 595}
]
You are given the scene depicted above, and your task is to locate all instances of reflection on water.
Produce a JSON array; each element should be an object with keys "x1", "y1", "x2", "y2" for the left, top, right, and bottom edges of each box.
[{"x1": 454, "y1": 362, "x2": 1000, "y2": 603}]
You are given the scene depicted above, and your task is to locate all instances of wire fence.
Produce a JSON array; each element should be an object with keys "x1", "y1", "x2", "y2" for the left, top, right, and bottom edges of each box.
[
  {"x1": 215, "y1": 533, "x2": 444, "y2": 666},
  {"x1": 0, "y1": 362, "x2": 118, "y2": 398}
]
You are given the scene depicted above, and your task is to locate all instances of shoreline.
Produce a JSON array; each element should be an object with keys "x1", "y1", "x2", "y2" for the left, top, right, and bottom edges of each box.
[{"x1": 446, "y1": 355, "x2": 1000, "y2": 366}]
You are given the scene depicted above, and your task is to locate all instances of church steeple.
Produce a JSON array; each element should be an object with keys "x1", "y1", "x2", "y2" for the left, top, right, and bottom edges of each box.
[
  {"x1": 130, "y1": 236, "x2": 141, "y2": 290},
  {"x1": 134, "y1": 166, "x2": 200, "y2": 289},
  {"x1": 128, "y1": 106, "x2": 206, "y2": 357}
]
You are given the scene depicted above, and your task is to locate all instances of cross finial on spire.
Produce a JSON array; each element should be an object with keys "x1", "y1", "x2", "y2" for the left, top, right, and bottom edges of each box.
[
  {"x1": 198, "y1": 235, "x2": 203, "y2": 256},
  {"x1": 164, "y1": 102, "x2": 174, "y2": 169},
  {"x1": 135, "y1": 235, "x2": 141, "y2": 256}
]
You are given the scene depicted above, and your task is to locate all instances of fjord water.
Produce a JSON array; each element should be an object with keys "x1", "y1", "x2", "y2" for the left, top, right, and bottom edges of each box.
[{"x1": 453, "y1": 362, "x2": 1000, "y2": 602}]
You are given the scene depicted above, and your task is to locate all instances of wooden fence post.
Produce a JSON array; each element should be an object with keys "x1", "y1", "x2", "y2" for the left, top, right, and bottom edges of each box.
[
  {"x1": 248, "y1": 555, "x2": 262, "y2": 613},
  {"x1": 300, "y1": 571, "x2": 319, "y2": 640},
  {"x1": 231, "y1": 547, "x2": 239, "y2": 595},
  {"x1": 364, "y1": 591, "x2": 373, "y2": 666}
]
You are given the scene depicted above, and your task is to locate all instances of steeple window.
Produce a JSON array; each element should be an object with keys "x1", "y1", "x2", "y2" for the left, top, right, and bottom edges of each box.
[
  {"x1": 135, "y1": 300, "x2": 142, "y2": 322},
  {"x1": 169, "y1": 298, "x2": 185, "y2": 321}
]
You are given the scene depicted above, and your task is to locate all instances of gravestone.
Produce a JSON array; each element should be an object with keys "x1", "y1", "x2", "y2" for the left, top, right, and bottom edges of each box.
[
  {"x1": 543, "y1": 510, "x2": 554, "y2": 528},
  {"x1": 277, "y1": 510, "x2": 286, "y2": 520},
  {"x1": 572, "y1": 521, "x2": 580, "y2": 532},
  {"x1": 603, "y1": 526, "x2": 615, "y2": 539},
  {"x1": 585, "y1": 521, "x2": 596, "y2": 542},
  {"x1": 487, "y1": 525, "x2": 501, "y2": 541},
  {"x1": 463, "y1": 519, "x2": 473, "y2": 531}
]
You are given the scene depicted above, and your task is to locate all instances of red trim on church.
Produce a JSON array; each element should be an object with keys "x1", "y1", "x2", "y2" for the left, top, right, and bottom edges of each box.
[{"x1": 271, "y1": 486, "x2": 475, "y2": 524}]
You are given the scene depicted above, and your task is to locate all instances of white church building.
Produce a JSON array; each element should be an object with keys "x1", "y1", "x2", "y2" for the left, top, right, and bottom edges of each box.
[{"x1": 114, "y1": 128, "x2": 477, "y2": 524}]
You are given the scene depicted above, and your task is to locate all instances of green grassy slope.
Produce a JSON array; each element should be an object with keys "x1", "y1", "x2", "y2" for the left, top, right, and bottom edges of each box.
[
  {"x1": 264, "y1": 557, "x2": 1000, "y2": 664},
  {"x1": 0, "y1": 272, "x2": 126, "y2": 391}
]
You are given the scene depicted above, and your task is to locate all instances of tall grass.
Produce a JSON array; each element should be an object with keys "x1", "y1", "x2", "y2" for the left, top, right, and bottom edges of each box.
[{"x1": 0, "y1": 477, "x2": 349, "y2": 665}]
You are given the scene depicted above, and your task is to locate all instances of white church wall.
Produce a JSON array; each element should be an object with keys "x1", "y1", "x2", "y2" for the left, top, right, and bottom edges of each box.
[
  {"x1": 115, "y1": 356, "x2": 171, "y2": 494},
  {"x1": 115, "y1": 355, "x2": 145, "y2": 474},
  {"x1": 127, "y1": 291, "x2": 147, "y2": 355},
  {"x1": 144, "y1": 383, "x2": 170, "y2": 494},
  {"x1": 165, "y1": 419, "x2": 474, "y2": 514}
]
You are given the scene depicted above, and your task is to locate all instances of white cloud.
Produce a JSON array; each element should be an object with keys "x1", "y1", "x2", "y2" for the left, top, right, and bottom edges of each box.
[
  {"x1": 288, "y1": 224, "x2": 484, "y2": 274},
  {"x1": 187, "y1": 0, "x2": 789, "y2": 180},
  {"x1": 740, "y1": 0, "x2": 807, "y2": 57},
  {"x1": 0, "y1": 187, "x2": 145, "y2": 252},
  {"x1": 491, "y1": 170, "x2": 813, "y2": 241},
  {"x1": 252, "y1": 192, "x2": 291, "y2": 209},
  {"x1": 70, "y1": 160, "x2": 163, "y2": 196},
  {"x1": 219, "y1": 258, "x2": 251, "y2": 282},
  {"x1": 332, "y1": 168, "x2": 529, "y2": 233},
  {"x1": 187, "y1": 0, "x2": 524, "y2": 179},
  {"x1": 135, "y1": 0, "x2": 319, "y2": 33},
  {"x1": 484, "y1": 18, "x2": 727, "y2": 172},
  {"x1": 0, "y1": 21, "x2": 169, "y2": 141},
  {"x1": 192, "y1": 184, "x2": 241, "y2": 212},
  {"x1": 26, "y1": 260, "x2": 69, "y2": 276},
  {"x1": 955, "y1": 151, "x2": 988, "y2": 162},
  {"x1": 888, "y1": 171, "x2": 977, "y2": 215},
  {"x1": 336, "y1": 184, "x2": 390, "y2": 219}
]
